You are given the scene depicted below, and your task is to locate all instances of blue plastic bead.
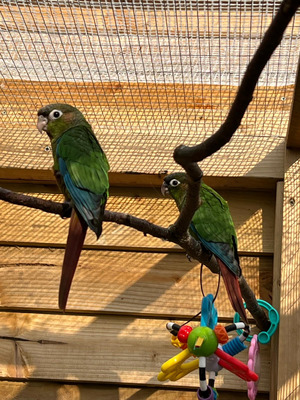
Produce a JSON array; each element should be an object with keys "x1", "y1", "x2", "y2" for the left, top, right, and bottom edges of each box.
[{"x1": 223, "y1": 336, "x2": 247, "y2": 356}]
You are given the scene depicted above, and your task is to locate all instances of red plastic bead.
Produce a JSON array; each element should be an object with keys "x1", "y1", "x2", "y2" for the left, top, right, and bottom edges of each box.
[{"x1": 177, "y1": 325, "x2": 193, "y2": 343}]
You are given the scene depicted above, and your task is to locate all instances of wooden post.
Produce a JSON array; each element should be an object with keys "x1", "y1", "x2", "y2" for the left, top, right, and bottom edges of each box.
[
  {"x1": 270, "y1": 182, "x2": 284, "y2": 400},
  {"x1": 277, "y1": 150, "x2": 300, "y2": 399}
]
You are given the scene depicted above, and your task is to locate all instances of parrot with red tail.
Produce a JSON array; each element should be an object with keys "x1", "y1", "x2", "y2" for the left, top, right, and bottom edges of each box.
[
  {"x1": 161, "y1": 172, "x2": 248, "y2": 323},
  {"x1": 37, "y1": 103, "x2": 109, "y2": 310}
]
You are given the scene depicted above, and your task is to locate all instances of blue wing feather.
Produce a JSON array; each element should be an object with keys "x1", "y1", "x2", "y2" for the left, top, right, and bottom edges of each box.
[{"x1": 190, "y1": 221, "x2": 240, "y2": 276}]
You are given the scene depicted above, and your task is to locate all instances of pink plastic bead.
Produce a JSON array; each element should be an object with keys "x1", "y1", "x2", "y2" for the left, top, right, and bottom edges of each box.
[{"x1": 247, "y1": 334, "x2": 260, "y2": 400}]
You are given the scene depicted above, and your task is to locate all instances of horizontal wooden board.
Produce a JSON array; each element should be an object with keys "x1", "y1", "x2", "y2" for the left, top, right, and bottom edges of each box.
[
  {"x1": 0, "y1": 80, "x2": 292, "y2": 112},
  {"x1": 0, "y1": 186, "x2": 275, "y2": 253},
  {"x1": 0, "y1": 246, "x2": 272, "y2": 317},
  {"x1": 0, "y1": 170, "x2": 280, "y2": 190},
  {"x1": 0, "y1": 313, "x2": 270, "y2": 392},
  {"x1": 0, "y1": 170, "x2": 168, "y2": 188},
  {"x1": 0, "y1": 381, "x2": 270, "y2": 399}
]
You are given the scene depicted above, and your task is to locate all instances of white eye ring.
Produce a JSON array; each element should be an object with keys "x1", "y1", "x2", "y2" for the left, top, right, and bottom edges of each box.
[
  {"x1": 169, "y1": 179, "x2": 180, "y2": 187},
  {"x1": 49, "y1": 109, "x2": 63, "y2": 120}
]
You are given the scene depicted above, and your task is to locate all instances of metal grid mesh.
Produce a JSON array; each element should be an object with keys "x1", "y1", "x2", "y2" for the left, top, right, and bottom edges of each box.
[{"x1": 0, "y1": 0, "x2": 299, "y2": 174}]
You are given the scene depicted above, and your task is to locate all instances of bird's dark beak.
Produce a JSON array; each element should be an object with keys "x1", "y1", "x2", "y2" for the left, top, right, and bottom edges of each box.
[
  {"x1": 161, "y1": 181, "x2": 169, "y2": 196},
  {"x1": 37, "y1": 115, "x2": 48, "y2": 133}
]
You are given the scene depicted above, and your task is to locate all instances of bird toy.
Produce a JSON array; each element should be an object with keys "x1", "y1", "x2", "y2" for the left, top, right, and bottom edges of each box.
[{"x1": 158, "y1": 295, "x2": 259, "y2": 399}]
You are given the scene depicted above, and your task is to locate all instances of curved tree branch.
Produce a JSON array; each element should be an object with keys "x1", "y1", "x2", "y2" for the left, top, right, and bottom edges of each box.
[{"x1": 169, "y1": 169, "x2": 203, "y2": 238}]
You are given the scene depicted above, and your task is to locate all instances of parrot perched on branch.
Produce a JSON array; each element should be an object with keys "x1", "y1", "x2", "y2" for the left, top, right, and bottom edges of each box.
[
  {"x1": 37, "y1": 103, "x2": 109, "y2": 310},
  {"x1": 161, "y1": 172, "x2": 248, "y2": 323}
]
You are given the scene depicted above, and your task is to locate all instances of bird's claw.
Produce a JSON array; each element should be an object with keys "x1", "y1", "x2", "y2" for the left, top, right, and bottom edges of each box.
[
  {"x1": 186, "y1": 254, "x2": 193, "y2": 262},
  {"x1": 61, "y1": 201, "x2": 73, "y2": 219}
]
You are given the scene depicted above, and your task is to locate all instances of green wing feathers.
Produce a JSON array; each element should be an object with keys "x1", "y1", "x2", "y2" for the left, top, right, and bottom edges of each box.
[
  {"x1": 194, "y1": 183, "x2": 237, "y2": 248},
  {"x1": 57, "y1": 126, "x2": 109, "y2": 196}
]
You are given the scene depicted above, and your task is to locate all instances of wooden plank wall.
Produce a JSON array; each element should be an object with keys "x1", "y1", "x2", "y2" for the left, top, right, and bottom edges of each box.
[{"x1": 0, "y1": 176, "x2": 275, "y2": 399}]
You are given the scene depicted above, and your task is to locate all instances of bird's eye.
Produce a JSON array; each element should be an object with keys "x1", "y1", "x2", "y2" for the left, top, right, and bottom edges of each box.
[
  {"x1": 169, "y1": 179, "x2": 180, "y2": 187},
  {"x1": 49, "y1": 110, "x2": 63, "y2": 120}
]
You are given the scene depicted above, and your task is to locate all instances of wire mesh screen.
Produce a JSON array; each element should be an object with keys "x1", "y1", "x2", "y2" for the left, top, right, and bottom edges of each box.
[{"x1": 0, "y1": 0, "x2": 300, "y2": 175}]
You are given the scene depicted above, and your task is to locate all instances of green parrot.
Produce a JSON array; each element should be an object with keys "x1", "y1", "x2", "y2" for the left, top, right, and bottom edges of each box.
[
  {"x1": 161, "y1": 172, "x2": 248, "y2": 323},
  {"x1": 37, "y1": 103, "x2": 109, "y2": 310}
]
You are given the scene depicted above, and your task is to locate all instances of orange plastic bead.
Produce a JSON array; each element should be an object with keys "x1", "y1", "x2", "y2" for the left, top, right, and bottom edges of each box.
[{"x1": 214, "y1": 325, "x2": 229, "y2": 344}]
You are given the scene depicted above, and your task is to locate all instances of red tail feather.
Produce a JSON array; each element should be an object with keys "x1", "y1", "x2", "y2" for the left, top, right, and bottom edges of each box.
[
  {"x1": 217, "y1": 259, "x2": 248, "y2": 323},
  {"x1": 59, "y1": 209, "x2": 87, "y2": 310}
]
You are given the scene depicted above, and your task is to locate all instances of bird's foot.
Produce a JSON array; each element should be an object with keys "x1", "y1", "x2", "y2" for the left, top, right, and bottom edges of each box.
[
  {"x1": 186, "y1": 253, "x2": 193, "y2": 262},
  {"x1": 61, "y1": 201, "x2": 73, "y2": 219}
]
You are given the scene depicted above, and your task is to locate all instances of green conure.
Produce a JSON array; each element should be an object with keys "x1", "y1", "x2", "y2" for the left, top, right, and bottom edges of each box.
[
  {"x1": 37, "y1": 103, "x2": 109, "y2": 310},
  {"x1": 161, "y1": 172, "x2": 248, "y2": 323}
]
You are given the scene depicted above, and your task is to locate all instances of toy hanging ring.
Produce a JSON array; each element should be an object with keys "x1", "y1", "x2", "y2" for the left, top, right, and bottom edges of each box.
[{"x1": 233, "y1": 299, "x2": 279, "y2": 344}]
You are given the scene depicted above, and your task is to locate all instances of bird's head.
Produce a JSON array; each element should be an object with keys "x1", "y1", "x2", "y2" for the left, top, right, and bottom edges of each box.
[
  {"x1": 37, "y1": 103, "x2": 89, "y2": 140},
  {"x1": 161, "y1": 172, "x2": 188, "y2": 207}
]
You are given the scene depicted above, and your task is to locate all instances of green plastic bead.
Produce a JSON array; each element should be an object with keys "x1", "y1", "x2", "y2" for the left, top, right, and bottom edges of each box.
[{"x1": 187, "y1": 326, "x2": 218, "y2": 357}]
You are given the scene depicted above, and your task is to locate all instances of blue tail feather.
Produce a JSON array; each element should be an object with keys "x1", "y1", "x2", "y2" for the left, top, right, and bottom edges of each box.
[{"x1": 190, "y1": 221, "x2": 240, "y2": 277}]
